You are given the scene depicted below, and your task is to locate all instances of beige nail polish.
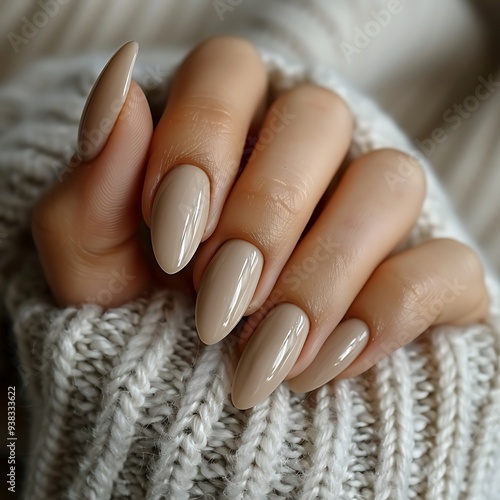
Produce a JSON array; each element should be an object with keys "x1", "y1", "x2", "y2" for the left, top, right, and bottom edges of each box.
[
  {"x1": 151, "y1": 164, "x2": 210, "y2": 274},
  {"x1": 77, "y1": 41, "x2": 138, "y2": 162},
  {"x1": 287, "y1": 319, "x2": 369, "y2": 393},
  {"x1": 232, "y1": 303, "x2": 309, "y2": 410},
  {"x1": 196, "y1": 240, "x2": 264, "y2": 345}
]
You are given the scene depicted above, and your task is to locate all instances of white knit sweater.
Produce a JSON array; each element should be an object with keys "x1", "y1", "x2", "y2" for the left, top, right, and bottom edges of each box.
[{"x1": 2, "y1": 2, "x2": 500, "y2": 499}]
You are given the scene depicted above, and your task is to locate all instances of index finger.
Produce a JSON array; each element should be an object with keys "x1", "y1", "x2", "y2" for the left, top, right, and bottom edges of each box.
[{"x1": 143, "y1": 36, "x2": 267, "y2": 274}]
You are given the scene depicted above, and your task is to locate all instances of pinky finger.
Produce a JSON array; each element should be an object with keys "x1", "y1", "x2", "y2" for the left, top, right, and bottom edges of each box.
[{"x1": 287, "y1": 238, "x2": 489, "y2": 392}]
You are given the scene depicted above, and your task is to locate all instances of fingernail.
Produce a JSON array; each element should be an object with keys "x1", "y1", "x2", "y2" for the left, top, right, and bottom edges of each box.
[
  {"x1": 287, "y1": 319, "x2": 369, "y2": 393},
  {"x1": 196, "y1": 240, "x2": 264, "y2": 345},
  {"x1": 232, "y1": 303, "x2": 309, "y2": 409},
  {"x1": 151, "y1": 164, "x2": 210, "y2": 274},
  {"x1": 77, "y1": 40, "x2": 138, "y2": 162}
]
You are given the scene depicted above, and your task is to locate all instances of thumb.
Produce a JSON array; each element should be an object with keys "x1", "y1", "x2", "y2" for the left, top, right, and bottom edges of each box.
[
  {"x1": 75, "y1": 78, "x2": 153, "y2": 253},
  {"x1": 33, "y1": 43, "x2": 153, "y2": 307}
]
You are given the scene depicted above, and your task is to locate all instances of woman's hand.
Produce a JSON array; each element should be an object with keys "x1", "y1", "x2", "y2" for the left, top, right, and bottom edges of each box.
[{"x1": 32, "y1": 37, "x2": 489, "y2": 409}]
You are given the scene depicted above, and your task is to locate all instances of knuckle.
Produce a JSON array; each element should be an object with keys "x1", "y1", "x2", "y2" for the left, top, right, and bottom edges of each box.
[
  {"x1": 369, "y1": 148, "x2": 426, "y2": 198},
  {"x1": 327, "y1": 244, "x2": 360, "y2": 280},
  {"x1": 461, "y1": 247, "x2": 485, "y2": 283},
  {"x1": 472, "y1": 294, "x2": 490, "y2": 320},
  {"x1": 433, "y1": 238, "x2": 490, "y2": 323},
  {"x1": 278, "y1": 84, "x2": 352, "y2": 121},
  {"x1": 435, "y1": 238, "x2": 485, "y2": 282},
  {"x1": 193, "y1": 36, "x2": 265, "y2": 72},
  {"x1": 162, "y1": 100, "x2": 239, "y2": 172},
  {"x1": 401, "y1": 276, "x2": 432, "y2": 311},
  {"x1": 245, "y1": 172, "x2": 311, "y2": 220},
  {"x1": 169, "y1": 98, "x2": 237, "y2": 134},
  {"x1": 386, "y1": 265, "x2": 433, "y2": 314},
  {"x1": 197, "y1": 35, "x2": 257, "y2": 55},
  {"x1": 152, "y1": 100, "x2": 239, "y2": 186},
  {"x1": 285, "y1": 242, "x2": 359, "y2": 320}
]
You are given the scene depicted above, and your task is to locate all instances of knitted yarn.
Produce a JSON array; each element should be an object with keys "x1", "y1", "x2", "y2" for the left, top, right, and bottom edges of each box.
[{"x1": 2, "y1": 48, "x2": 500, "y2": 499}]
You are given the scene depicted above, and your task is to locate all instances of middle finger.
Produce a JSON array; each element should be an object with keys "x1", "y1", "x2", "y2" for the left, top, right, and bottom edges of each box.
[{"x1": 194, "y1": 84, "x2": 353, "y2": 345}]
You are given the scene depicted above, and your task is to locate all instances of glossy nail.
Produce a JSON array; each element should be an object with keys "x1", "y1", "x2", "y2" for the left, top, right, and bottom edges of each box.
[
  {"x1": 196, "y1": 240, "x2": 264, "y2": 345},
  {"x1": 287, "y1": 319, "x2": 369, "y2": 393},
  {"x1": 232, "y1": 303, "x2": 309, "y2": 409},
  {"x1": 77, "y1": 40, "x2": 138, "y2": 162},
  {"x1": 151, "y1": 164, "x2": 210, "y2": 274}
]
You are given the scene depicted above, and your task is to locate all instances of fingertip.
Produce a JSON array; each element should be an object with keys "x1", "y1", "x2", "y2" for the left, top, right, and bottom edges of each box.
[{"x1": 78, "y1": 40, "x2": 140, "y2": 162}]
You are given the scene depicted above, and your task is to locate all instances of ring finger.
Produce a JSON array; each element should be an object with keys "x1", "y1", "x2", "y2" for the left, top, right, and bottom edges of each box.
[
  {"x1": 288, "y1": 238, "x2": 488, "y2": 392},
  {"x1": 231, "y1": 148, "x2": 426, "y2": 409}
]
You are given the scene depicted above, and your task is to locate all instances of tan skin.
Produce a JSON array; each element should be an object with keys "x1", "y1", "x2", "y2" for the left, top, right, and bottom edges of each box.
[{"x1": 32, "y1": 37, "x2": 489, "y2": 400}]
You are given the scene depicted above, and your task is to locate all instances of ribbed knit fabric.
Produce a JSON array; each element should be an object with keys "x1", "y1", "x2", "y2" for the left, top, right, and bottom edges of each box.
[{"x1": 1, "y1": 46, "x2": 500, "y2": 499}]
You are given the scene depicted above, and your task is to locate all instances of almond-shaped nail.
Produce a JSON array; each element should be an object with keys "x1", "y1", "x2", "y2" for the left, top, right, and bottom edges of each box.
[
  {"x1": 287, "y1": 319, "x2": 369, "y2": 393},
  {"x1": 232, "y1": 303, "x2": 309, "y2": 410},
  {"x1": 196, "y1": 240, "x2": 264, "y2": 345},
  {"x1": 77, "y1": 40, "x2": 138, "y2": 162},
  {"x1": 151, "y1": 164, "x2": 210, "y2": 274}
]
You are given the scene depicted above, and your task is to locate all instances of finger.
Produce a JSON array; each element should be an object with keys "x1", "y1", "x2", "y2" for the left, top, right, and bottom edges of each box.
[
  {"x1": 230, "y1": 149, "x2": 426, "y2": 409},
  {"x1": 144, "y1": 36, "x2": 267, "y2": 274},
  {"x1": 74, "y1": 81, "x2": 152, "y2": 249},
  {"x1": 194, "y1": 85, "x2": 353, "y2": 345},
  {"x1": 288, "y1": 238, "x2": 489, "y2": 392},
  {"x1": 33, "y1": 44, "x2": 153, "y2": 307}
]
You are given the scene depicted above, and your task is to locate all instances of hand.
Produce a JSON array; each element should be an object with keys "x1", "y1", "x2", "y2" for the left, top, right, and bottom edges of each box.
[{"x1": 32, "y1": 37, "x2": 489, "y2": 410}]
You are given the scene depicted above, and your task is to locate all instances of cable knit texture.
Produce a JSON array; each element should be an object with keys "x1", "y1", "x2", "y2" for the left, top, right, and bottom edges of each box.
[{"x1": 2, "y1": 45, "x2": 500, "y2": 500}]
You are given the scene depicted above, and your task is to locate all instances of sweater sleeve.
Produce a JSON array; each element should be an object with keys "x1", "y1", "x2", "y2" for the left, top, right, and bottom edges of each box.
[{"x1": 2, "y1": 45, "x2": 500, "y2": 500}]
